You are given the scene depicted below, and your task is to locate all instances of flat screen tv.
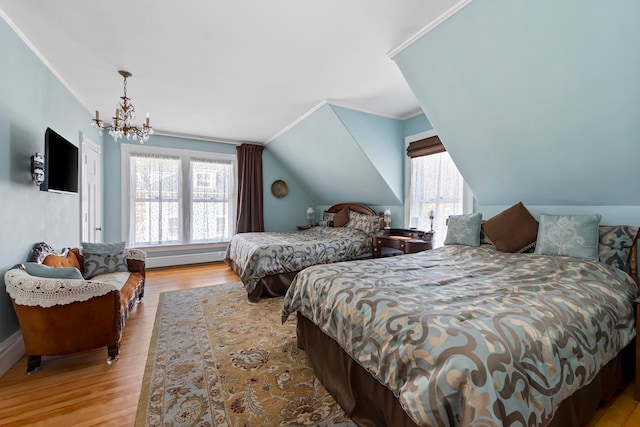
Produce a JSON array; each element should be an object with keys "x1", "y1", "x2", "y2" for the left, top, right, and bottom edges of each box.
[{"x1": 41, "y1": 127, "x2": 79, "y2": 194}]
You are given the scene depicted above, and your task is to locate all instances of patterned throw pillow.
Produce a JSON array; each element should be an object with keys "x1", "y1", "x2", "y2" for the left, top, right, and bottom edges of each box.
[
  {"x1": 322, "y1": 211, "x2": 335, "y2": 222},
  {"x1": 82, "y1": 241, "x2": 128, "y2": 279},
  {"x1": 444, "y1": 213, "x2": 482, "y2": 246},
  {"x1": 598, "y1": 225, "x2": 640, "y2": 270},
  {"x1": 534, "y1": 214, "x2": 601, "y2": 261},
  {"x1": 346, "y1": 211, "x2": 379, "y2": 235}
]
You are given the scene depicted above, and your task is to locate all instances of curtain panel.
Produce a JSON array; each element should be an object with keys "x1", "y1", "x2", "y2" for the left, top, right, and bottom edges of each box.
[{"x1": 235, "y1": 144, "x2": 265, "y2": 233}]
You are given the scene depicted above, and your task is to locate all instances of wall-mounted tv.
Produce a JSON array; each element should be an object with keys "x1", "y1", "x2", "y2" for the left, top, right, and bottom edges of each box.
[{"x1": 40, "y1": 127, "x2": 79, "y2": 194}]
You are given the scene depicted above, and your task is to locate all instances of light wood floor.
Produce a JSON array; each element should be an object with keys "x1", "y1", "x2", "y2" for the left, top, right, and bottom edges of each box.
[{"x1": 0, "y1": 262, "x2": 638, "y2": 426}]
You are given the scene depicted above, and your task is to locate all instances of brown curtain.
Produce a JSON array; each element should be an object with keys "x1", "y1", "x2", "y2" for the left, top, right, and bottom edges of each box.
[
  {"x1": 235, "y1": 144, "x2": 265, "y2": 233},
  {"x1": 406, "y1": 135, "x2": 445, "y2": 158}
]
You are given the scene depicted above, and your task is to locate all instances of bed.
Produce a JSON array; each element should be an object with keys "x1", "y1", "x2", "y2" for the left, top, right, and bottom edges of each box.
[
  {"x1": 225, "y1": 202, "x2": 380, "y2": 301},
  {"x1": 282, "y1": 224, "x2": 640, "y2": 427}
]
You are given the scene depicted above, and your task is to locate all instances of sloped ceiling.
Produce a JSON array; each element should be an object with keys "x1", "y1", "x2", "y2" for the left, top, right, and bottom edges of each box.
[
  {"x1": 267, "y1": 103, "x2": 404, "y2": 206},
  {"x1": 393, "y1": 0, "x2": 640, "y2": 207}
]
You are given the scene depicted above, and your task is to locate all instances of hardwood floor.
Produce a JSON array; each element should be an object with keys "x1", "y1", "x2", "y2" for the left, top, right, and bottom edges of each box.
[
  {"x1": 0, "y1": 263, "x2": 237, "y2": 427},
  {"x1": 0, "y1": 262, "x2": 638, "y2": 426}
]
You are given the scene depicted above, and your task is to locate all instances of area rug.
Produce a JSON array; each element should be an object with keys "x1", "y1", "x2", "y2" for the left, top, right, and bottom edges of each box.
[{"x1": 135, "y1": 282, "x2": 355, "y2": 427}]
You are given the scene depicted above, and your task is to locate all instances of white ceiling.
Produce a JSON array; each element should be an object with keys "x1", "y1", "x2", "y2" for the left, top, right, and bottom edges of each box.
[{"x1": 0, "y1": 0, "x2": 459, "y2": 143}]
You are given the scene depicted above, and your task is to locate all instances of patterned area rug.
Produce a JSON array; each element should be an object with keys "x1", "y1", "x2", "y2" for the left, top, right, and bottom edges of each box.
[{"x1": 135, "y1": 282, "x2": 355, "y2": 427}]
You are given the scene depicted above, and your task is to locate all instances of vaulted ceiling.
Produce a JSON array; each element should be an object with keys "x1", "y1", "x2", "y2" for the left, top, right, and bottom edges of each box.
[{"x1": 0, "y1": 0, "x2": 459, "y2": 143}]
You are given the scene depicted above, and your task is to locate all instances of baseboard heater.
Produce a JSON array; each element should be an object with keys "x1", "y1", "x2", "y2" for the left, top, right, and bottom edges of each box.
[{"x1": 146, "y1": 251, "x2": 226, "y2": 269}]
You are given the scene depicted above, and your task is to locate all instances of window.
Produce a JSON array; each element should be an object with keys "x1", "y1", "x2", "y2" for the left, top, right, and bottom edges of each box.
[
  {"x1": 191, "y1": 158, "x2": 232, "y2": 243},
  {"x1": 131, "y1": 154, "x2": 181, "y2": 245},
  {"x1": 122, "y1": 145, "x2": 236, "y2": 248},
  {"x1": 406, "y1": 134, "x2": 469, "y2": 247}
]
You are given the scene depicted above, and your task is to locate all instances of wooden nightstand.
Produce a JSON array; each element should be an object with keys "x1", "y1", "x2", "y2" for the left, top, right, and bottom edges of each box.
[{"x1": 372, "y1": 229, "x2": 433, "y2": 258}]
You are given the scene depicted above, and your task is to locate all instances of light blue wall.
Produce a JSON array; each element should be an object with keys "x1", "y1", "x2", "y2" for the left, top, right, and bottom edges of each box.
[
  {"x1": 268, "y1": 107, "x2": 435, "y2": 228},
  {"x1": 0, "y1": 17, "x2": 102, "y2": 342},
  {"x1": 267, "y1": 104, "x2": 405, "y2": 207},
  {"x1": 394, "y1": 0, "x2": 640, "y2": 225},
  {"x1": 403, "y1": 113, "x2": 433, "y2": 137},
  {"x1": 263, "y1": 149, "x2": 316, "y2": 231},
  {"x1": 331, "y1": 105, "x2": 404, "y2": 202}
]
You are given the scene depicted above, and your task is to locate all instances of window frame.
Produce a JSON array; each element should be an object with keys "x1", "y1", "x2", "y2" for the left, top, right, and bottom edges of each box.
[
  {"x1": 404, "y1": 130, "x2": 473, "y2": 229},
  {"x1": 121, "y1": 144, "x2": 237, "y2": 251}
]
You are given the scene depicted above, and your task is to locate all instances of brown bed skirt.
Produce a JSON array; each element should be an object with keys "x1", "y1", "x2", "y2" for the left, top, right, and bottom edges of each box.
[
  {"x1": 227, "y1": 252, "x2": 373, "y2": 302},
  {"x1": 296, "y1": 314, "x2": 635, "y2": 427},
  {"x1": 225, "y1": 258, "x2": 297, "y2": 302}
]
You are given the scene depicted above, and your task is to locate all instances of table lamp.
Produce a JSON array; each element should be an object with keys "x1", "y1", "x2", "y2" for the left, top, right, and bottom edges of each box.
[
  {"x1": 384, "y1": 209, "x2": 391, "y2": 229},
  {"x1": 306, "y1": 207, "x2": 315, "y2": 225}
]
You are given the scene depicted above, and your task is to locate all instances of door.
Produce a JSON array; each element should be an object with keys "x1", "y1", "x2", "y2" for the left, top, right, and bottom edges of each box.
[{"x1": 81, "y1": 134, "x2": 102, "y2": 243}]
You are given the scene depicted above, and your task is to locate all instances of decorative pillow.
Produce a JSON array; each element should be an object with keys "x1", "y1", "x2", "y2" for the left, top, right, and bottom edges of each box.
[
  {"x1": 332, "y1": 207, "x2": 350, "y2": 227},
  {"x1": 29, "y1": 242, "x2": 64, "y2": 264},
  {"x1": 534, "y1": 214, "x2": 601, "y2": 261},
  {"x1": 322, "y1": 211, "x2": 335, "y2": 222},
  {"x1": 444, "y1": 213, "x2": 483, "y2": 246},
  {"x1": 479, "y1": 225, "x2": 496, "y2": 249},
  {"x1": 42, "y1": 250, "x2": 82, "y2": 270},
  {"x1": 82, "y1": 241, "x2": 126, "y2": 255},
  {"x1": 481, "y1": 202, "x2": 539, "y2": 253},
  {"x1": 346, "y1": 210, "x2": 379, "y2": 235},
  {"x1": 599, "y1": 225, "x2": 640, "y2": 270},
  {"x1": 82, "y1": 241, "x2": 128, "y2": 279},
  {"x1": 24, "y1": 263, "x2": 84, "y2": 280}
]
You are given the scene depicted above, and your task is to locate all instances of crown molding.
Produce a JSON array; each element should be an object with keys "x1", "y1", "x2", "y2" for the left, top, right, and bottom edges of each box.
[
  {"x1": 265, "y1": 100, "x2": 329, "y2": 144},
  {"x1": 153, "y1": 129, "x2": 255, "y2": 146},
  {"x1": 266, "y1": 99, "x2": 427, "y2": 144},
  {"x1": 388, "y1": 0, "x2": 474, "y2": 59},
  {"x1": 326, "y1": 101, "x2": 399, "y2": 120}
]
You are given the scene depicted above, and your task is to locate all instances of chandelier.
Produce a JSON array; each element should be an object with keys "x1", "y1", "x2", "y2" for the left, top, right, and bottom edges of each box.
[{"x1": 91, "y1": 70, "x2": 153, "y2": 143}]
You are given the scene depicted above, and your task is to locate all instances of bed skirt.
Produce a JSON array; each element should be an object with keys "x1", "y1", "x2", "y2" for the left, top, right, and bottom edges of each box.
[
  {"x1": 225, "y1": 258, "x2": 297, "y2": 302},
  {"x1": 296, "y1": 314, "x2": 635, "y2": 427}
]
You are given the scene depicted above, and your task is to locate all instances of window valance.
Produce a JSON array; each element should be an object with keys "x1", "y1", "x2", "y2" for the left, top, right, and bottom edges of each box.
[{"x1": 406, "y1": 135, "x2": 445, "y2": 158}]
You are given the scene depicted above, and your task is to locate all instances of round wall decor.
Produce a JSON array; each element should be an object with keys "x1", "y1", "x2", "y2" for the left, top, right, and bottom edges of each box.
[{"x1": 271, "y1": 179, "x2": 288, "y2": 198}]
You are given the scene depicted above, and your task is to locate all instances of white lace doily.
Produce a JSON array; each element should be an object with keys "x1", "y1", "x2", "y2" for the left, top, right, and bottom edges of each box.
[{"x1": 5, "y1": 269, "x2": 121, "y2": 308}]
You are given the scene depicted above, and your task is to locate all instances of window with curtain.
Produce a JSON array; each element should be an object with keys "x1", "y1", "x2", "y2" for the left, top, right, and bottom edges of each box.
[
  {"x1": 131, "y1": 154, "x2": 181, "y2": 245},
  {"x1": 124, "y1": 146, "x2": 235, "y2": 248},
  {"x1": 407, "y1": 135, "x2": 465, "y2": 248},
  {"x1": 191, "y1": 158, "x2": 232, "y2": 242}
]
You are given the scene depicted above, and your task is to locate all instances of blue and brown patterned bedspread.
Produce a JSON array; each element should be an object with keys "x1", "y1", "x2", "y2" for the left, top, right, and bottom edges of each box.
[
  {"x1": 225, "y1": 226, "x2": 371, "y2": 294},
  {"x1": 281, "y1": 245, "x2": 638, "y2": 427}
]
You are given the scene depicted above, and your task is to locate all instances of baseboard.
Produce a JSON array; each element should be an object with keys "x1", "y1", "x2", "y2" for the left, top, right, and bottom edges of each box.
[
  {"x1": 146, "y1": 251, "x2": 226, "y2": 269},
  {"x1": 0, "y1": 331, "x2": 24, "y2": 377}
]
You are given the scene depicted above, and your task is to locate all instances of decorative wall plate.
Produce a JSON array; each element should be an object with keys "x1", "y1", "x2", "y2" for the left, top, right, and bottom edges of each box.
[{"x1": 271, "y1": 179, "x2": 288, "y2": 198}]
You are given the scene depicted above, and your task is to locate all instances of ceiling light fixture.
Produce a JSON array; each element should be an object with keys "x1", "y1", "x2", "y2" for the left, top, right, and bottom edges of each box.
[{"x1": 91, "y1": 70, "x2": 153, "y2": 143}]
